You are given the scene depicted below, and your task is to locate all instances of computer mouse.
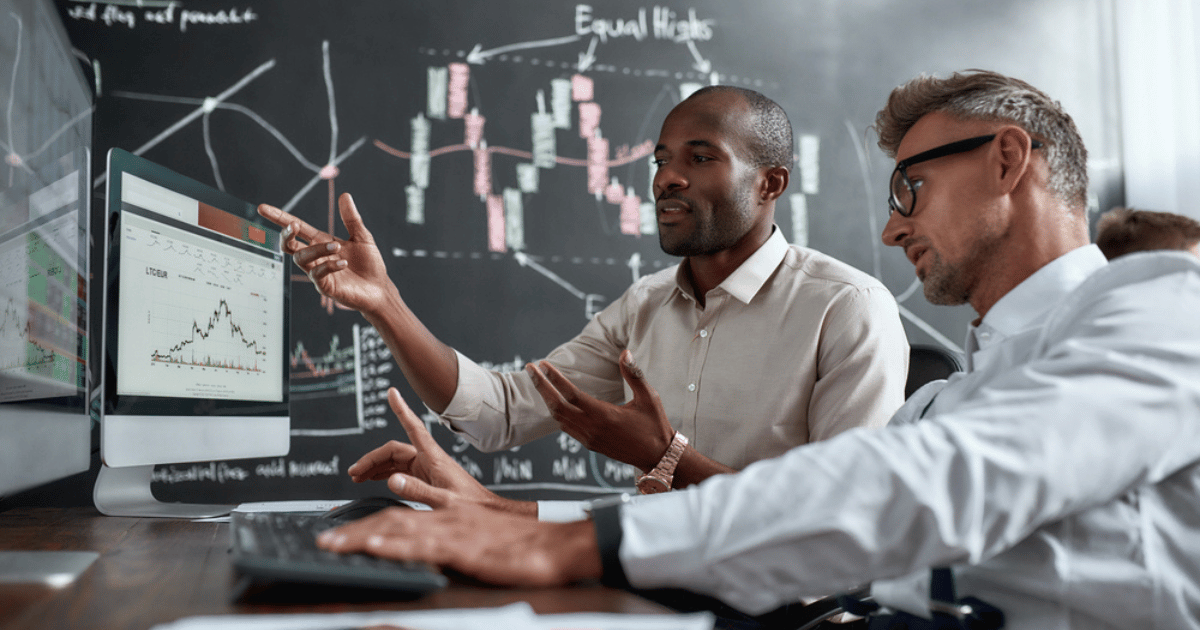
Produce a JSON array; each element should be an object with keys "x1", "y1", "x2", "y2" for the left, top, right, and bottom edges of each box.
[{"x1": 323, "y1": 496, "x2": 412, "y2": 523}]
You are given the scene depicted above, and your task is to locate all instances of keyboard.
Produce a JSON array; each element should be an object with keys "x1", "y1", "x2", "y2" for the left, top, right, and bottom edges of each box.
[{"x1": 230, "y1": 511, "x2": 448, "y2": 595}]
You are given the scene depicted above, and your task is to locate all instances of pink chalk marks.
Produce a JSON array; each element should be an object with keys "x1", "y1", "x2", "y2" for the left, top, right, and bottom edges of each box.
[
  {"x1": 572, "y1": 74, "x2": 636, "y2": 234},
  {"x1": 572, "y1": 74, "x2": 594, "y2": 102},
  {"x1": 474, "y1": 142, "x2": 492, "y2": 199},
  {"x1": 578, "y1": 102, "x2": 601, "y2": 139},
  {"x1": 376, "y1": 64, "x2": 655, "y2": 252},
  {"x1": 587, "y1": 134, "x2": 609, "y2": 197},
  {"x1": 464, "y1": 110, "x2": 486, "y2": 147},
  {"x1": 448, "y1": 63, "x2": 471, "y2": 119},
  {"x1": 487, "y1": 194, "x2": 505, "y2": 253},
  {"x1": 620, "y1": 193, "x2": 641, "y2": 235}
]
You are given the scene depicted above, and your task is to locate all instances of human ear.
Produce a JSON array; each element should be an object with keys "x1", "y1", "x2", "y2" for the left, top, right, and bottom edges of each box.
[
  {"x1": 759, "y1": 166, "x2": 789, "y2": 202},
  {"x1": 994, "y1": 126, "x2": 1034, "y2": 194}
]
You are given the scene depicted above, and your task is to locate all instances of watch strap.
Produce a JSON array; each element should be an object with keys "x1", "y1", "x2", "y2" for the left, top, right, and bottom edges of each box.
[{"x1": 637, "y1": 431, "x2": 688, "y2": 493}]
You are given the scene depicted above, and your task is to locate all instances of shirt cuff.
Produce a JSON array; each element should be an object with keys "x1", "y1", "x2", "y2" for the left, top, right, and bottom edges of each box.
[
  {"x1": 438, "y1": 350, "x2": 486, "y2": 423},
  {"x1": 537, "y1": 500, "x2": 589, "y2": 522}
]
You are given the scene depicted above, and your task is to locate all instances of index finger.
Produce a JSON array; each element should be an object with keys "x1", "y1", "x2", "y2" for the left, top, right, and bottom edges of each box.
[
  {"x1": 348, "y1": 440, "x2": 416, "y2": 481},
  {"x1": 388, "y1": 387, "x2": 440, "y2": 452},
  {"x1": 537, "y1": 361, "x2": 597, "y2": 409},
  {"x1": 256, "y1": 204, "x2": 332, "y2": 245},
  {"x1": 525, "y1": 362, "x2": 575, "y2": 412}
]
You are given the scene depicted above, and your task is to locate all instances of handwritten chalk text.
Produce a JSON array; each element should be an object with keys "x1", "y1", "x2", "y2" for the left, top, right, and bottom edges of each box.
[
  {"x1": 66, "y1": 2, "x2": 258, "y2": 33},
  {"x1": 575, "y1": 5, "x2": 714, "y2": 44}
]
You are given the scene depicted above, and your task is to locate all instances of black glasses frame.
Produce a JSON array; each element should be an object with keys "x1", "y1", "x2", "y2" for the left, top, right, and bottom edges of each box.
[{"x1": 888, "y1": 134, "x2": 1044, "y2": 217}]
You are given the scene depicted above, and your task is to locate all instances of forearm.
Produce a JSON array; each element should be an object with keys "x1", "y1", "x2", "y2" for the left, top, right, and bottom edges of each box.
[
  {"x1": 361, "y1": 286, "x2": 460, "y2": 413},
  {"x1": 550, "y1": 519, "x2": 604, "y2": 583},
  {"x1": 483, "y1": 493, "x2": 539, "y2": 518},
  {"x1": 671, "y1": 446, "x2": 737, "y2": 488}
]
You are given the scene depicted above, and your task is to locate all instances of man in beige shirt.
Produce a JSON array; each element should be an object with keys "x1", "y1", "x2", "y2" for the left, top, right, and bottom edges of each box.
[{"x1": 259, "y1": 86, "x2": 908, "y2": 514}]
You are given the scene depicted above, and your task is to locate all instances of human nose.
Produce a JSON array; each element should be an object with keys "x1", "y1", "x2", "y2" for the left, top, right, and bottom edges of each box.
[
  {"x1": 652, "y1": 161, "x2": 686, "y2": 198},
  {"x1": 880, "y1": 209, "x2": 912, "y2": 247}
]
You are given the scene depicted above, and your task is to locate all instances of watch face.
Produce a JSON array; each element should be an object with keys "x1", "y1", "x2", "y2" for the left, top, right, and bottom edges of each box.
[{"x1": 636, "y1": 476, "x2": 670, "y2": 494}]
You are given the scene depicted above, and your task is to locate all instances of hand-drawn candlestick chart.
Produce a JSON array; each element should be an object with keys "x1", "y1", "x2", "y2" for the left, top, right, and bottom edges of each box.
[{"x1": 67, "y1": 2, "x2": 961, "y2": 498}]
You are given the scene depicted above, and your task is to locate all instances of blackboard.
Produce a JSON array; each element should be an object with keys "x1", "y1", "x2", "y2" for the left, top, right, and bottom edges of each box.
[{"x1": 54, "y1": 0, "x2": 1123, "y2": 504}]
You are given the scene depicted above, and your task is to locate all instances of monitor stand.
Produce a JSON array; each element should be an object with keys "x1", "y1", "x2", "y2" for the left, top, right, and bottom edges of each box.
[{"x1": 93, "y1": 464, "x2": 234, "y2": 518}]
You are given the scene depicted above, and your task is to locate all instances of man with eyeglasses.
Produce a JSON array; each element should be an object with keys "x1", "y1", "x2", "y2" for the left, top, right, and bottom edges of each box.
[{"x1": 315, "y1": 71, "x2": 1200, "y2": 629}]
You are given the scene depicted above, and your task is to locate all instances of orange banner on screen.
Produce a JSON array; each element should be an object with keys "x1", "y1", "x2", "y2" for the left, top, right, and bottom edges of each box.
[{"x1": 199, "y1": 202, "x2": 272, "y2": 248}]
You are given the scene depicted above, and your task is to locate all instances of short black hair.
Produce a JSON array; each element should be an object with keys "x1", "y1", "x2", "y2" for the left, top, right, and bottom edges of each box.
[{"x1": 687, "y1": 85, "x2": 793, "y2": 171}]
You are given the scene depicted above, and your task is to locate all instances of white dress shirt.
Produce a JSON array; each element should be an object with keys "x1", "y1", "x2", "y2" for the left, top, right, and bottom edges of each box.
[
  {"x1": 617, "y1": 246, "x2": 1200, "y2": 629},
  {"x1": 438, "y1": 228, "x2": 908, "y2": 471}
]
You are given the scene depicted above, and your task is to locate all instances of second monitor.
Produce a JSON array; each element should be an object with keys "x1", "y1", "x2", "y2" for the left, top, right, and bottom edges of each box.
[{"x1": 96, "y1": 148, "x2": 291, "y2": 518}]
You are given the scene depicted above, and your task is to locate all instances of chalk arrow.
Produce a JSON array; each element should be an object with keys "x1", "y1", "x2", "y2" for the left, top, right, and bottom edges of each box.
[
  {"x1": 576, "y1": 36, "x2": 599, "y2": 72},
  {"x1": 467, "y1": 34, "x2": 583, "y2": 65},
  {"x1": 686, "y1": 41, "x2": 712, "y2": 73},
  {"x1": 515, "y1": 252, "x2": 587, "y2": 300}
]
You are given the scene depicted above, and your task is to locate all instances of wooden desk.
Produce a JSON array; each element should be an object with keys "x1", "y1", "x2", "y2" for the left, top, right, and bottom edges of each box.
[{"x1": 0, "y1": 507, "x2": 669, "y2": 630}]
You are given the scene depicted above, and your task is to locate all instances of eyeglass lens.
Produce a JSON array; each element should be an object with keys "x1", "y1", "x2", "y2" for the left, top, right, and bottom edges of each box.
[{"x1": 890, "y1": 169, "x2": 914, "y2": 216}]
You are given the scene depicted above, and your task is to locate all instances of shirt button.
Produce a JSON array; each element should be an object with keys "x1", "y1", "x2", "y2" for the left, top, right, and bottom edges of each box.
[
  {"x1": 698, "y1": 329, "x2": 708, "y2": 338},
  {"x1": 687, "y1": 383, "x2": 696, "y2": 392}
]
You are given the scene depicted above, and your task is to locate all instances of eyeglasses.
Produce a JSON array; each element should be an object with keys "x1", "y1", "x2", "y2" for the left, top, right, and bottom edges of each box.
[{"x1": 888, "y1": 134, "x2": 1043, "y2": 217}]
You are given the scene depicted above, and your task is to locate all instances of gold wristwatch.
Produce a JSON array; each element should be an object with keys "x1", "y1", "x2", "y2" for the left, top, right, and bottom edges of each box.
[{"x1": 635, "y1": 431, "x2": 688, "y2": 494}]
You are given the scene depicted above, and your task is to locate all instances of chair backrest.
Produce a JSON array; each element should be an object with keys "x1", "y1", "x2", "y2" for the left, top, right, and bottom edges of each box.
[{"x1": 906, "y1": 344, "x2": 964, "y2": 399}]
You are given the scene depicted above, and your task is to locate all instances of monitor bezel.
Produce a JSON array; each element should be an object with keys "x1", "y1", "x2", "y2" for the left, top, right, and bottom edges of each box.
[{"x1": 100, "y1": 148, "x2": 290, "y2": 468}]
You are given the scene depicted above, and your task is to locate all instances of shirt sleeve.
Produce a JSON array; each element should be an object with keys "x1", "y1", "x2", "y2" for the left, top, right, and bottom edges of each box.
[
  {"x1": 537, "y1": 500, "x2": 589, "y2": 522},
  {"x1": 807, "y1": 284, "x2": 909, "y2": 441},
  {"x1": 436, "y1": 285, "x2": 634, "y2": 452},
  {"x1": 616, "y1": 260, "x2": 1200, "y2": 615}
]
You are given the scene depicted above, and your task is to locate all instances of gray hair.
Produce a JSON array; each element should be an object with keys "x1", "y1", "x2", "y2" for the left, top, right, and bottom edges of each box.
[{"x1": 875, "y1": 70, "x2": 1088, "y2": 211}]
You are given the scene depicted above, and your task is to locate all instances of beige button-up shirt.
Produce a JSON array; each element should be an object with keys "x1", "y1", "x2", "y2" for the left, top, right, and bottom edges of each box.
[{"x1": 440, "y1": 228, "x2": 908, "y2": 470}]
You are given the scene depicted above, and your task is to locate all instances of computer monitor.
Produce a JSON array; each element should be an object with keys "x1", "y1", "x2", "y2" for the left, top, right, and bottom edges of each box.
[
  {"x1": 0, "y1": 0, "x2": 93, "y2": 504},
  {"x1": 1, "y1": 0, "x2": 99, "y2": 586},
  {"x1": 96, "y1": 148, "x2": 290, "y2": 518},
  {"x1": 0, "y1": 151, "x2": 92, "y2": 500}
]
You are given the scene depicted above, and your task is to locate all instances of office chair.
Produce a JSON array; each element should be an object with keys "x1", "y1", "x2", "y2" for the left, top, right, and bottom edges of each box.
[{"x1": 905, "y1": 344, "x2": 964, "y2": 399}]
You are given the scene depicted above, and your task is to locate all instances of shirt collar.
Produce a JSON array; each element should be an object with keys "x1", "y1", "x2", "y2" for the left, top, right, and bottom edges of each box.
[
  {"x1": 966, "y1": 244, "x2": 1107, "y2": 351},
  {"x1": 673, "y1": 226, "x2": 789, "y2": 305}
]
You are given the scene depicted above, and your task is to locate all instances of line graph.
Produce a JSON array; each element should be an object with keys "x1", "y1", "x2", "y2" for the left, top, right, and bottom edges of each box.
[
  {"x1": 0, "y1": 209, "x2": 87, "y2": 402},
  {"x1": 150, "y1": 297, "x2": 269, "y2": 373},
  {"x1": 0, "y1": 298, "x2": 55, "y2": 372},
  {"x1": 115, "y1": 208, "x2": 284, "y2": 401},
  {"x1": 288, "y1": 324, "x2": 393, "y2": 437}
]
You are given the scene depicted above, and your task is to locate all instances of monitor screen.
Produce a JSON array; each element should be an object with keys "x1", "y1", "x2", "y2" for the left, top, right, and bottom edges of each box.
[
  {"x1": 97, "y1": 148, "x2": 289, "y2": 516},
  {"x1": 112, "y1": 173, "x2": 285, "y2": 404},
  {"x1": 0, "y1": 0, "x2": 93, "y2": 501},
  {"x1": 0, "y1": 150, "x2": 91, "y2": 498}
]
